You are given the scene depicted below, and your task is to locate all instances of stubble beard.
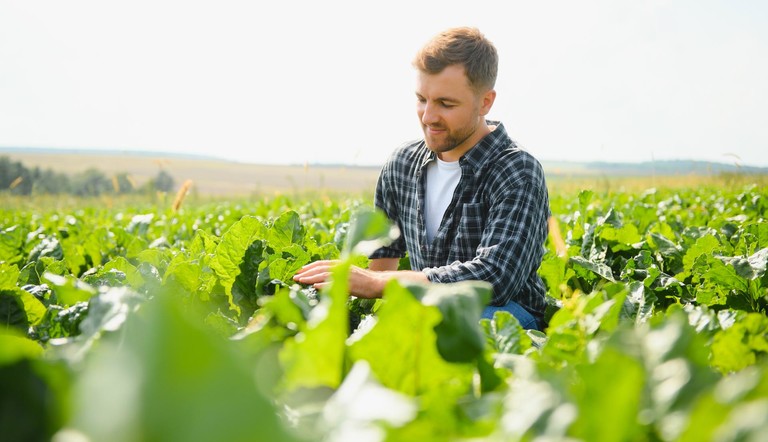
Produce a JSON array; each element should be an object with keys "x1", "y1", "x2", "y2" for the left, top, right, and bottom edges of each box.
[{"x1": 423, "y1": 122, "x2": 478, "y2": 156}]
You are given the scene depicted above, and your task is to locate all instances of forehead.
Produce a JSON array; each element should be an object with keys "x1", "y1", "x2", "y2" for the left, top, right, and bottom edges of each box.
[{"x1": 415, "y1": 65, "x2": 474, "y2": 99}]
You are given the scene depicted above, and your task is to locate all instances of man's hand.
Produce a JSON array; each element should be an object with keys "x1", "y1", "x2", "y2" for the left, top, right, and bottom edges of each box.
[
  {"x1": 292, "y1": 260, "x2": 386, "y2": 298},
  {"x1": 292, "y1": 259, "x2": 429, "y2": 298}
]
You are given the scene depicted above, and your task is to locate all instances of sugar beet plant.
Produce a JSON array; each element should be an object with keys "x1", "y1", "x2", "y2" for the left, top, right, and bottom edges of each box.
[{"x1": 1, "y1": 185, "x2": 767, "y2": 442}]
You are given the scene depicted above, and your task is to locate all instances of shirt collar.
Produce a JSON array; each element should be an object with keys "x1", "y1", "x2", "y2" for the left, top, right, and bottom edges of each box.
[
  {"x1": 417, "y1": 120, "x2": 511, "y2": 173},
  {"x1": 459, "y1": 120, "x2": 511, "y2": 172}
]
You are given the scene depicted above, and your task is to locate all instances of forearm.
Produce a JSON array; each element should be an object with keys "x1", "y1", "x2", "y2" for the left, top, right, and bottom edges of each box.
[
  {"x1": 293, "y1": 259, "x2": 428, "y2": 299},
  {"x1": 368, "y1": 257, "x2": 400, "y2": 271},
  {"x1": 352, "y1": 268, "x2": 428, "y2": 298}
]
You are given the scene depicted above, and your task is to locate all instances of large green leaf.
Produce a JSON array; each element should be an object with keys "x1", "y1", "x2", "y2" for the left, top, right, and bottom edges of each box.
[
  {"x1": 571, "y1": 346, "x2": 645, "y2": 442},
  {"x1": 570, "y1": 255, "x2": 615, "y2": 282},
  {"x1": 480, "y1": 310, "x2": 532, "y2": 355},
  {"x1": 278, "y1": 260, "x2": 349, "y2": 391},
  {"x1": 407, "y1": 280, "x2": 491, "y2": 363},
  {"x1": 348, "y1": 279, "x2": 474, "y2": 396},
  {"x1": 68, "y1": 291, "x2": 298, "y2": 442},
  {"x1": 266, "y1": 210, "x2": 305, "y2": 252},
  {"x1": 0, "y1": 262, "x2": 20, "y2": 289},
  {"x1": 341, "y1": 206, "x2": 398, "y2": 258},
  {"x1": 711, "y1": 313, "x2": 768, "y2": 373},
  {"x1": 0, "y1": 328, "x2": 43, "y2": 364},
  {"x1": 0, "y1": 225, "x2": 24, "y2": 266},
  {"x1": 42, "y1": 272, "x2": 98, "y2": 306},
  {"x1": 210, "y1": 216, "x2": 267, "y2": 316}
]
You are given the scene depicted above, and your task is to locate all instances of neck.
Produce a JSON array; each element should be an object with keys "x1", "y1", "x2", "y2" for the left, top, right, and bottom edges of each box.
[{"x1": 438, "y1": 121, "x2": 492, "y2": 162}]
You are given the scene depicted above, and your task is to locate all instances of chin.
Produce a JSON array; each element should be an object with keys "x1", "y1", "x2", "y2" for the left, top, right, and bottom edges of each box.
[{"x1": 428, "y1": 143, "x2": 456, "y2": 154}]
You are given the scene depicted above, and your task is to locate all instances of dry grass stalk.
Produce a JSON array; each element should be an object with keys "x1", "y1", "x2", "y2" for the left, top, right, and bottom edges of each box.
[
  {"x1": 126, "y1": 175, "x2": 137, "y2": 190},
  {"x1": 548, "y1": 216, "x2": 568, "y2": 257},
  {"x1": 172, "y1": 179, "x2": 194, "y2": 212},
  {"x1": 9, "y1": 176, "x2": 23, "y2": 189}
]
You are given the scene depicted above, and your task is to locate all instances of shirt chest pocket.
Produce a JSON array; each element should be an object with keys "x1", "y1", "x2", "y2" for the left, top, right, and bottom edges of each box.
[{"x1": 455, "y1": 202, "x2": 486, "y2": 250}]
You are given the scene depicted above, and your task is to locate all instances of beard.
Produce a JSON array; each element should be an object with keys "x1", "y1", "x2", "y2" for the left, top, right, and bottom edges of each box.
[{"x1": 422, "y1": 120, "x2": 478, "y2": 155}]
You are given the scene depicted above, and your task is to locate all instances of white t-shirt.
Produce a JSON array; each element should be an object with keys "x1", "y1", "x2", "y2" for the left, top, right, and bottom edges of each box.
[{"x1": 424, "y1": 158, "x2": 462, "y2": 243}]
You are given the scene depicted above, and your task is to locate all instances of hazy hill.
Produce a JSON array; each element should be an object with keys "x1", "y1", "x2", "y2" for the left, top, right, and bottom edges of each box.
[
  {"x1": 2, "y1": 147, "x2": 766, "y2": 196},
  {"x1": 542, "y1": 159, "x2": 767, "y2": 176}
]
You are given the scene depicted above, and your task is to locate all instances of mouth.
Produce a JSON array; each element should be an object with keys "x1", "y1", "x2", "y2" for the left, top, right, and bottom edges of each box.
[{"x1": 424, "y1": 125, "x2": 446, "y2": 136}]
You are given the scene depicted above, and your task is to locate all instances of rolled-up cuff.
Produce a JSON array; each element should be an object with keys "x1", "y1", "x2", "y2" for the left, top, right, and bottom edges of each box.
[{"x1": 421, "y1": 266, "x2": 445, "y2": 283}]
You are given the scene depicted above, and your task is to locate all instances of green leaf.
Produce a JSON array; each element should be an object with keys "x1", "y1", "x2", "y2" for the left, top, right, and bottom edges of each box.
[
  {"x1": 78, "y1": 287, "x2": 146, "y2": 342},
  {"x1": 348, "y1": 279, "x2": 474, "y2": 396},
  {"x1": 27, "y1": 236, "x2": 63, "y2": 264},
  {"x1": 571, "y1": 347, "x2": 645, "y2": 442},
  {"x1": 648, "y1": 232, "x2": 682, "y2": 258},
  {"x1": 0, "y1": 225, "x2": 24, "y2": 266},
  {"x1": 481, "y1": 310, "x2": 531, "y2": 355},
  {"x1": 0, "y1": 262, "x2": 20, "y2": 289},
  {"x1": 711, "y1": 313, "x2": 768, "y2": 373},
  {"x1": 600, "y1": 223, "x2": 643, "y2": 251},
  {"x1": 69, "y1": 291, "x2": 298, "y2": 442},
  {"x1": 538, "y1": 253, "x2": 569, "y2": 298},
  {"x1": 570, "y1": 256, "x2": 615, "y2": 282},
  {"x1": 577, "y1": 189, "x2": 594, "y2": 217},
  {"x1": 266, "y1": 211, "x2": 305, "y2": 252},
  {"x1": 732, "y1": 247, "x2": 767, "y2": 280},
  {"x1": 0, "y1": 328, "x2": 43, "y2": 364},
  {"x1": 704, "y1": 257, "x2": 748, "y2": 292},
  {"x1": 210, "y1": 216, "x2": 267, "y2": 316},
  {"x1": 319, "y1": 360, "x2": 418, "y2": 438},
  {"x1": 341, "y1": 206, "x2": 399, "y2": 258},
  {"x1": 682, "y1": 234, "x2": 721, "y2": 275},
  {"x1": 410, "y1": 280, "x2": 491, "y2": 363},
  {"x1": 164, "y1": 257, "x2": 203, "y2": 295},
  {"x1": 278, "y1": 260, "x2": 349, "y2": 391},
  {"x1": 1, "y1": 290, "x2": 29, "y2": 331},
  {"x1": 101, "y1": 257, "x2": 144, "y2": 289},
  {"x1": 42, "y1": 272, "x2": 98, "y2": 306}
]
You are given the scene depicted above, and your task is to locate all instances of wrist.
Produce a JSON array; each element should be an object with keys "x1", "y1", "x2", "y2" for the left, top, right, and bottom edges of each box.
[{"x1": 373, "y1": 271, "x2": 390, "y2": 296}]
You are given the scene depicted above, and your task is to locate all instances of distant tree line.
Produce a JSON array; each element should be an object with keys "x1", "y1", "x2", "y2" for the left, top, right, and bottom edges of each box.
[{"x1": 0, "y1": 155, "x2": 175, "y2": 196}]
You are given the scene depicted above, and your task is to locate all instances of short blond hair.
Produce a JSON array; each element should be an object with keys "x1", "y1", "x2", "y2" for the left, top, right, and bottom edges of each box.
[{"x1": 413, "y1": 27, "x2": 498, "y2": 93}]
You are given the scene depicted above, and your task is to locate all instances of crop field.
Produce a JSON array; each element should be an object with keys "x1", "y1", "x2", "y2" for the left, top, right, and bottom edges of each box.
[{"x1": 1, "y1": 177, "x2": 767, "y2": 441}]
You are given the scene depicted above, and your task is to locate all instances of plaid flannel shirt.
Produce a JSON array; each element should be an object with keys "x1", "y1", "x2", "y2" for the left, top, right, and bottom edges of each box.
[{"x1": 370, "y1": 121, "x2": 551, "y2": 319}]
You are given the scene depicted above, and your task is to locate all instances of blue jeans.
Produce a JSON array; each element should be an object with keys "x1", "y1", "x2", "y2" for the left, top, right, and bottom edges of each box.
[{"x1": 482, "y1": 300, "x2": 542, "y2": 331}]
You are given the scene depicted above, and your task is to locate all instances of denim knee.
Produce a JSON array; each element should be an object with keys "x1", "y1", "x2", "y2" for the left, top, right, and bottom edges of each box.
[{"x1": 481, "y1": 300, "x2": 541, "y2": 331}]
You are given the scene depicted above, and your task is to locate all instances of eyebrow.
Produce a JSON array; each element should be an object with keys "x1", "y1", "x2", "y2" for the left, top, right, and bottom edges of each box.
[{"x1": 415, "y1": 93, "x2": 461, "y2": 104}]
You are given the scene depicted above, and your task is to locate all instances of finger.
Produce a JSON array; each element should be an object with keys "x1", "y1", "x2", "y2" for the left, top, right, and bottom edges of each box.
[
  {"x1": 294, "y1": 260, "x2": 340, "y2": 279},
  {"x1": 298, "y1": 260, "x2": 338, "y2": 271},
  {"x1": 294, "y1": 271, "x2": 332, "y2": 285},
  {"x1": 294, "y1": 263, "x2": 331, "y2": 279}
]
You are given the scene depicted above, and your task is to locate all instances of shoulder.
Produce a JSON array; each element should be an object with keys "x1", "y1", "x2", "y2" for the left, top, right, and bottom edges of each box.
[
  {"x1": 380, "y1": 139, "x2": 427, "y2": 175},
  {"x1": 385, "y1": 139, "x2": 426, "y2": 163},
  {"x1": 489, "y1": 143, "x2": 547, "y2": 187}
]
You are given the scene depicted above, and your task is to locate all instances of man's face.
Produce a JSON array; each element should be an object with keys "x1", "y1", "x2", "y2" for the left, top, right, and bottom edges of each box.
[{"x1": 415, "y1": 64, "x2": 494, "y2": 161}]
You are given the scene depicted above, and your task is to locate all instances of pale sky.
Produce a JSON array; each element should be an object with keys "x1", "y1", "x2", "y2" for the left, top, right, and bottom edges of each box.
[{"x1": 1, "y1": 0, "x2": 766, "y2": 167}]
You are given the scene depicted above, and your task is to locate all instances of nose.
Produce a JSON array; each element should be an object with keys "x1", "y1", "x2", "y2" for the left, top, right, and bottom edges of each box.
[{"x1": 420, "y1": 102, "x2": 439, "y2": 126}]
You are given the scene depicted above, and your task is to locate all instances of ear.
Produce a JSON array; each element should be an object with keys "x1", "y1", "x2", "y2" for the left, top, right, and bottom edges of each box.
[{"x1": 479, "y1": 89, "x2": 496, "y2": 116}]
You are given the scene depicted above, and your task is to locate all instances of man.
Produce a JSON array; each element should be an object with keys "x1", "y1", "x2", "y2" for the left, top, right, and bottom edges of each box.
[{"x1": 294, "y1": 27, "x2": 550, "y2": 331}]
